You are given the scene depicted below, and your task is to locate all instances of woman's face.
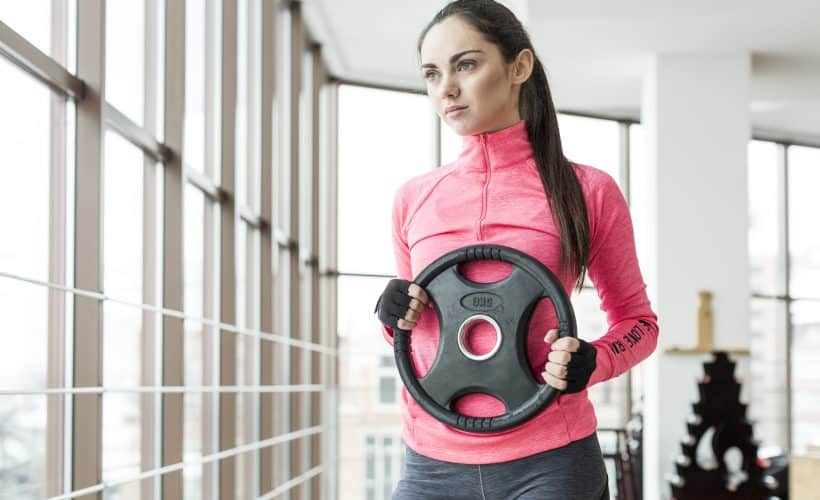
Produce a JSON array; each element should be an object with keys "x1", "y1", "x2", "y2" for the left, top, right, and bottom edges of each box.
[{"x1": 419, "y1": 16, "x2": 532, "y2": 136}]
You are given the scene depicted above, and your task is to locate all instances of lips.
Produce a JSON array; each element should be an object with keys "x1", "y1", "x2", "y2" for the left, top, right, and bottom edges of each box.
[{"x1": 445, "y1": 105, "x2": 467, "y2": 116}]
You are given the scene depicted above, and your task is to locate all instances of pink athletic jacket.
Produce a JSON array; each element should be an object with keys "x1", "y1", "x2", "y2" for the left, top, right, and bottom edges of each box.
[{"x1": 380, "y1": 118, "x2": 659, "y2": 464}]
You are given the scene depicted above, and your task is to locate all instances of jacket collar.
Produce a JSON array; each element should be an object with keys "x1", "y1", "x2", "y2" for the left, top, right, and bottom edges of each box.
[{"x1": 458, "y1": 119, "x2": 534, "y2": 171}]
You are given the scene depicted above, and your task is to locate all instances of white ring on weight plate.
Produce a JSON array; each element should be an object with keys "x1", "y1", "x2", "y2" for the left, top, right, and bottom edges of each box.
[{"x1": 456, "y1": 314, "x2": 503, "y2": 361}]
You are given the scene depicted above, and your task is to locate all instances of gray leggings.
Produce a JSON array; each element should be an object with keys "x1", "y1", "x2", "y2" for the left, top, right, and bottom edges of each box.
[{"x1": 391, "y1": 432, "x2": 610, "y2": 500}]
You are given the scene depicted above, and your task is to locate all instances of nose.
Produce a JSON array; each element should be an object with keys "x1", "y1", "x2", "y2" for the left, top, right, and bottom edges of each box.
[{"x1": 438, "y1": 73, "x2": 459, "y2": 101}]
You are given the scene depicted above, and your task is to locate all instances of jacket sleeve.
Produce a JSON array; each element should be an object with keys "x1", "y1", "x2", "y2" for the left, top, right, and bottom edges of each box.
[
  {"x1": 378, "y1": 187, "x2": 413, "y2": 346},
  {"x1": 585, "y1": 172, "x2": 659, "y2": 387}
]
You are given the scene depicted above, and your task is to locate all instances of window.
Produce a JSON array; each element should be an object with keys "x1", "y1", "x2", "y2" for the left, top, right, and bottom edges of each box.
[
  {"x1": 364, "y1": 434, "x2": 404, "y2": 500},
  {"x1": 377, "y1": 355, "x2": 397, "y2": 406},
  {"x1": 746, "y1": 139, "x2": 820, "y2": 453},
  {"x1": 0, "y1": 2, "x2": 332, "y2": 498},
  {"x1": 336, "y1": 83, "x2": 435, "y2": 500},
  {"x1": 0, "y1": 55, "x2": 51, "y2": 500},
  {"x1": 747, "y1": 140, "x2": 788, "y2": 451},
  {"x1": 788, "y1": 146, "x2": 820, "y2": 452},
  {"x1": 558, "y1": 114, "x2": 621, "y2": 182}
]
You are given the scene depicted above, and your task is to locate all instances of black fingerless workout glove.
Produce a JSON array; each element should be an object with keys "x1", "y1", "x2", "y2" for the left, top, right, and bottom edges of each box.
[
  {"x1": 374, "y1": 278, "x2": 414, "y2": 331},
  {"x1": 563, "y1": 339, "x2": 597, "y2": 394}
]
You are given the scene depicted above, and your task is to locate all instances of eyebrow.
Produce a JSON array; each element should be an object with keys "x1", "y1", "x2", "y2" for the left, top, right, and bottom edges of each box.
[{"x1": 420, "y1": 49, "x2": 484, "y2": 70}]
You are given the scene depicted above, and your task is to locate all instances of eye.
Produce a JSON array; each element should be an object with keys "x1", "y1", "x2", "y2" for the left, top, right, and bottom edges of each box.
[
  {"x1": 423, "y1": 60, "x2": 475, "y2": 82},
  {"x1": 458, "y1": 60, "x2": 476, "y2": 71}
]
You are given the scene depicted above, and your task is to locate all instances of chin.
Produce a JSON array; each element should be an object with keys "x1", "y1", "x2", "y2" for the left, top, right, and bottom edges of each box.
[{"x1": 446, "y1": 120, "x2": 473, "y2": 136}]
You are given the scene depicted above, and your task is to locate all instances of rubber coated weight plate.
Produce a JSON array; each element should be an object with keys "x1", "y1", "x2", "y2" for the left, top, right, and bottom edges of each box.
[{"x1": 393, "y1": 244, "x2": 577, "y2": 433}]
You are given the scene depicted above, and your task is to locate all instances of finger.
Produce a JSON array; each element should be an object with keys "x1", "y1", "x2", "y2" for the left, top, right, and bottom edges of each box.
[
  {"x1": 551, "y1": 337, "x2": 580, "y2": 353},
  {"x1": 548, "y1": 350, "x2": 572, "y2": 365},
  {"x1": 403, "y1": 307, "x2": 420, "y2": 323},
  {"x1": 397, "y1": 317, "x2": 416, "y2": 330},
  {"x1": 545, "y1": 361, "x2": 567, "y2": 379},
  {"x1": 543, "y1": 329, "x2": 559, "y2": 343},
  {"x1": 542, "y1": 372, "x2": 567, "y2": 391},
  {"x1": 407, "y1": 297, "x2": 424, "y2": 314},
  {"x1": 408, "y1": 283, "x2": 430, "y2": 306}
]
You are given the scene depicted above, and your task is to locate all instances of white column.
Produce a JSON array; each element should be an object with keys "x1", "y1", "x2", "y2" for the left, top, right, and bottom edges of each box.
[{"x1": 638, "y1": 52, "x2": 751, "y2": 499}]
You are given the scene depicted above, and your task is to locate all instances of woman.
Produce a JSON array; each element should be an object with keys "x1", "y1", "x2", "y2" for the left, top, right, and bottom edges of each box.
[{"x1": 374, "y1": 1, "x2": 659, "y2": 498}]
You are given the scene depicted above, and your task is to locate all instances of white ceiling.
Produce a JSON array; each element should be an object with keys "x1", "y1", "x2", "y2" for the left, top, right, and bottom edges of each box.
[{"x1": 302, "y1": 0, "x2": 820, "y2": 140}]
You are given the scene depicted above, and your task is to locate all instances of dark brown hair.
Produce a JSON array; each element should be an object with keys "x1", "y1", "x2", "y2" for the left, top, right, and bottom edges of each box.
[{"x1": 418, "y1": 0, "x2": 591, "y2": 293}]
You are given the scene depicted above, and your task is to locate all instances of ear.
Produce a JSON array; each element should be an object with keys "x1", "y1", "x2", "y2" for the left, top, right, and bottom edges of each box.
[{"x1": 511, "y1": 48, "x2": 534, "y2": 85}]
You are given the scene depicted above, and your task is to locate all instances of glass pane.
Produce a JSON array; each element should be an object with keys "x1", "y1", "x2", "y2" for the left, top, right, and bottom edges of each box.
[
  {"x1": 105, "y1": 0, "x2": 145, "y2": 126},
  {"x1": 365, "y1": 439, "x2": 374, "y2": 479},
  {"x1": 572, "y1": 286, "x2": 627, "y2": 427},
  {"x1": 103, "y1": 300, "x2": 142, "y2": 388},
  {"x1": 748, "y1": 298, "x2": 788, "y2": 451},
  {"x1": 0, "y1": 1, "x2": 51, "y2": 56},
  {"x1": 383, "y1": 440, "x2": 392, "y2": 499},
  {"x1": 558, "y1": 114, "x2": 621, "y2": 185},
  {"x1": 184, "y1": 184, "x2": 205, "y2": 500},
  {"x1": 628, "y1": 123, "x2": 649, "y2": 281},
  {"x1": 788, "y1": 146, "x2": 820, "y2": 299},
  {"x1": 337, "y1": 85, "x2": 434, "y2": 275},
  {"x1": 378, "y1": 376, "x2": 395, "y2": 404},
  {"x1": 184, "y1": 184, "x2": 205, "y2": 357},
  {"x1": 440, "y1": 117, "x2": 462, "y2": 166},
  {"x1": 0, "y1": 58, "x2": 51, "y2": 282},
  {"x1": 103, "y1": 393, "x2": 141, "y2": 499},
  {"x1": 104, "y1": 131, "x2": 144, "y2": 303},
  {"x1": 248, "y1": 2, "x2": 261, "y2": 213},
  {"x1": 748, "y1": 140, "x2": 783, "y2": 295},
  {"x1": 0, "y1": 396, "x2": 46, "y2": 499},
  {"x1": 0, "y1": 279, "x2": 48, "y2": 393},
  {"x1": 792, "y1": 299, "x2": 820, "y2": 452},
  {"x1": 299, "y1": 48, "x2": 316, "y2": 257},
  {"x1": 148, "y1": 0, "x2": 164, "y2": 140},
  {"x1": 235, "y1": 0, "x2": 248, "y2": 208},
  {"x1": 236, "y1": 220, "x2": 246, "y2": 445},
  {"x1": 184, "y1": 0, "x2": 206, "y2": 172}
]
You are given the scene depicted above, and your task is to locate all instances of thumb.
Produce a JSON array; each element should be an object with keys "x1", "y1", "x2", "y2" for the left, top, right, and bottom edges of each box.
[{"x1": 544, "y1": 329, "x2": 559, "y2": 343}]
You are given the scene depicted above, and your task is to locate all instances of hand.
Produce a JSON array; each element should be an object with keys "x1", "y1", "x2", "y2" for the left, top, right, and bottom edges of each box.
[
  {"x1": 542, "y1": 329, "x2": 597, "y2": 394},
  {"x1": 374, "y1": 279, "x2": 430, "y2": 331}
]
